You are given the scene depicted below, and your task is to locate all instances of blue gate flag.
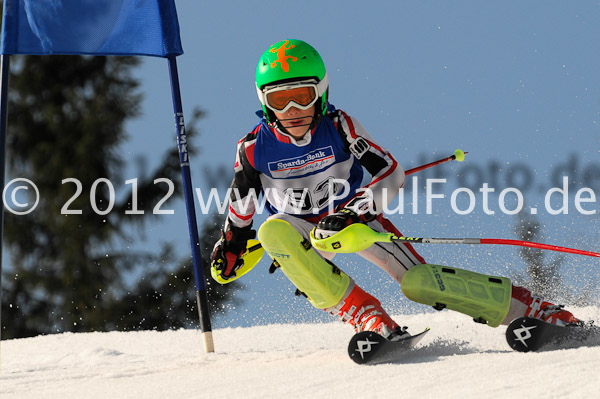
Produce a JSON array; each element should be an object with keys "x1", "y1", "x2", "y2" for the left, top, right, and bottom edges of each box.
[{"x1": 0, "y1": 0, "x2": 183, "y2": 57}]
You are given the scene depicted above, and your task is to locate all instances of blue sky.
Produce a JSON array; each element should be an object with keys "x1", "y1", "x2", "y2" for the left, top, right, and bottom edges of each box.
[{"x1": 123, "y1": 1, "x2": 600, "y2": 327}]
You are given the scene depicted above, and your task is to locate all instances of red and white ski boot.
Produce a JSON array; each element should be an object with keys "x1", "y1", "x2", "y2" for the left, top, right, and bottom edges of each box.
[
  {"x1": 327, "y1": 283, "x2": 406, "y2": 340},
  {"x1": 525, "y1": 296, "x2": 582, "y2": 327}
]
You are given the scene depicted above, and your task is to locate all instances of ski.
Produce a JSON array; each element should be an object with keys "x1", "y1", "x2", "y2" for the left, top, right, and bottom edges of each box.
[
  {"x1": 347, "y1": 328, "x2": 430, "y2": 365},
  {"x1": 506, "y1": 316, "x2": 600, "y2": 352}
]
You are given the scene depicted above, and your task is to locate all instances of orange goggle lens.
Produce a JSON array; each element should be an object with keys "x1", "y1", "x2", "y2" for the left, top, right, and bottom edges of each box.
[{"x1": 265, "y1": 86, "x2": 317, "y2": 112}]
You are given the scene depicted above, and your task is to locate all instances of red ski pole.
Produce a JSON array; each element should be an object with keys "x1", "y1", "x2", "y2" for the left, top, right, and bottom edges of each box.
[
  {"x1": 405, "y1": 149, "x2": 467, "y2": 176},
  {"x1": 311, "y1": 223, "x2": 600, "y2": 258},
  {"x1": 391, "y1": 236, "x2": 600, "y2": 258},
  {"x1": 476, "y1": 238, "x2": 600, "y2": 258}
]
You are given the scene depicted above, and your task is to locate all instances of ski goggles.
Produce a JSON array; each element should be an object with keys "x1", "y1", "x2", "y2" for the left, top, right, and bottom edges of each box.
[{"x1": 261, "y1": 81, "x2": 320, "y2": 113}]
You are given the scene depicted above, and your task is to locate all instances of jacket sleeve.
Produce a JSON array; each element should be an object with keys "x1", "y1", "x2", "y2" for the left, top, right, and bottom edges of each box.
[
  {"x1": 226, "y1": 131, "x2": 262, "y2": 228},
  {"x1": 334, "y1": 110, "x2": 405, "y2": 214}
]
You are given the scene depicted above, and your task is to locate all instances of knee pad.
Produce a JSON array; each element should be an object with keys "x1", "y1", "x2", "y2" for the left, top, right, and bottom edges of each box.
[
  {"x1": 401, "y1": 264, "x2": 511, "y2": 327},
  {"x1": 258, "y1": 218, "x2": 351, "y2": 309}
]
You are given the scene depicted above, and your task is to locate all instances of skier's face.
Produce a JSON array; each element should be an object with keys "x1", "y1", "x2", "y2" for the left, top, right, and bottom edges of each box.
[{"x1": 273, "y1": 104, "x2": 315, "y2": 139}]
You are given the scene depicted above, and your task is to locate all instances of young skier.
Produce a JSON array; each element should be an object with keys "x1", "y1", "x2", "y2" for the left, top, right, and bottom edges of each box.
[{"x1": 211, "y1": 39, "x2": 581, "y2": 340}]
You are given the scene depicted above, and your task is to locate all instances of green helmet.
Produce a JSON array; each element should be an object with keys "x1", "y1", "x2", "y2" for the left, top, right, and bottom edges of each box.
[{"x1": 255, "y1": 39, "x2": 329, "y2": 124}]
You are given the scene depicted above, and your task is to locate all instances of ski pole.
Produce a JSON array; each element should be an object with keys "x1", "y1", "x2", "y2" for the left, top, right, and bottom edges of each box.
[
  {"x1": 220, "y1": 149, "x2": 470, "y2": 282},
  {"x1": 310, "y1": 223, "x2": 600, "y2": 258},
  {"x1": 405, "y1": 149, "x2": 467, "y2": 176},
  {"x1": 238, "y1": 149, "x2": 468, "y2": 246}
]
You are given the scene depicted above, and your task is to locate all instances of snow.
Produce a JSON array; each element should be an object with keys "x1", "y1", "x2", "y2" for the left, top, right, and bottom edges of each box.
[{"x1": 2, "y1": 308, "x2": 600, "y2": 399}]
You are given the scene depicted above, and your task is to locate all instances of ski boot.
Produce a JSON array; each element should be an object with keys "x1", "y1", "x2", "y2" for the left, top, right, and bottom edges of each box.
[
  {"x1": 525, "y1": 295, "x2": 582, "y2": 327},
  {"x1": 327, "y1": 282, "x2": 408, "y2": 341}
]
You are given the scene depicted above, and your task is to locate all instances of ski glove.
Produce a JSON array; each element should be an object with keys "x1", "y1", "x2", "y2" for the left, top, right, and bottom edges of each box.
[
  {"x1": 314, "y1": 196, "x2": 377, "y2": 239},
  {"x1": 211, "y1": 222, "x2": 256, "y2": 281}
]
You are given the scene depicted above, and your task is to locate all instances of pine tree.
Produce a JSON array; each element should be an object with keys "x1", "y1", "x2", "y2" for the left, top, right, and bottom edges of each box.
[
  {"x1": 514, "y1": 213, "x2": 565, "y2": 299},
  {"x1": 0, "y1": 55, "x2": 238, "y2": 338}
]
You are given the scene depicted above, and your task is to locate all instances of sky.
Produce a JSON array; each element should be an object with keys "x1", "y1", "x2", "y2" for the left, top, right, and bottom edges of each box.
[
  {"x1": 98, "y1": 1, "x2": 600, "y2": 328},
  {"x1": 2, "y1": 307, "x2": 600, "y2": 398}
]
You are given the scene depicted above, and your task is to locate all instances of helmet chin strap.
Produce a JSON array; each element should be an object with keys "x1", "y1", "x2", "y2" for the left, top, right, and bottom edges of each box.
[{"x1": 274, "y1": 109, "x2": 321, "y2": 135}]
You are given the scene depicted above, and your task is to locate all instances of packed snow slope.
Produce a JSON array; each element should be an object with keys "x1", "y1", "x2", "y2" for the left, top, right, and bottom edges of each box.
[{"x1": 2, "y1": 307, "x2": 600, "y2": 399}]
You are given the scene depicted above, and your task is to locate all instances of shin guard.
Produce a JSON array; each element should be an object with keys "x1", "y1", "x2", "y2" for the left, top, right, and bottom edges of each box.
[
  {"x1": 258, "y1": 219, "x2": 351, "y2": 309},
  {"x1": 401, "y1": 264, "x2": 511, "y2": 327}
]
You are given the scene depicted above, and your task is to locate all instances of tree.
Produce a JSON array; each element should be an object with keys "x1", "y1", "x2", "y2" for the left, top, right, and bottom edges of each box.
[
  {"x1": 0, "y1": 55, "x2": 238, "y2": 339},
  {"x1": 104, "y1": 211, "x2": 245, "y2": 331},
  {"x1": 513, "y1": 212, "x2": 565, "y2": 299}
]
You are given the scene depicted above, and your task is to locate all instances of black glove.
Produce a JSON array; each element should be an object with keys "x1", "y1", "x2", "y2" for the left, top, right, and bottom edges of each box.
[
  {"x1": 314, "y1": 196, "x2": 376, "y2": 239},
  {"x1": 211, "y1": 222, "x2": 256, "y2": 281}
]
